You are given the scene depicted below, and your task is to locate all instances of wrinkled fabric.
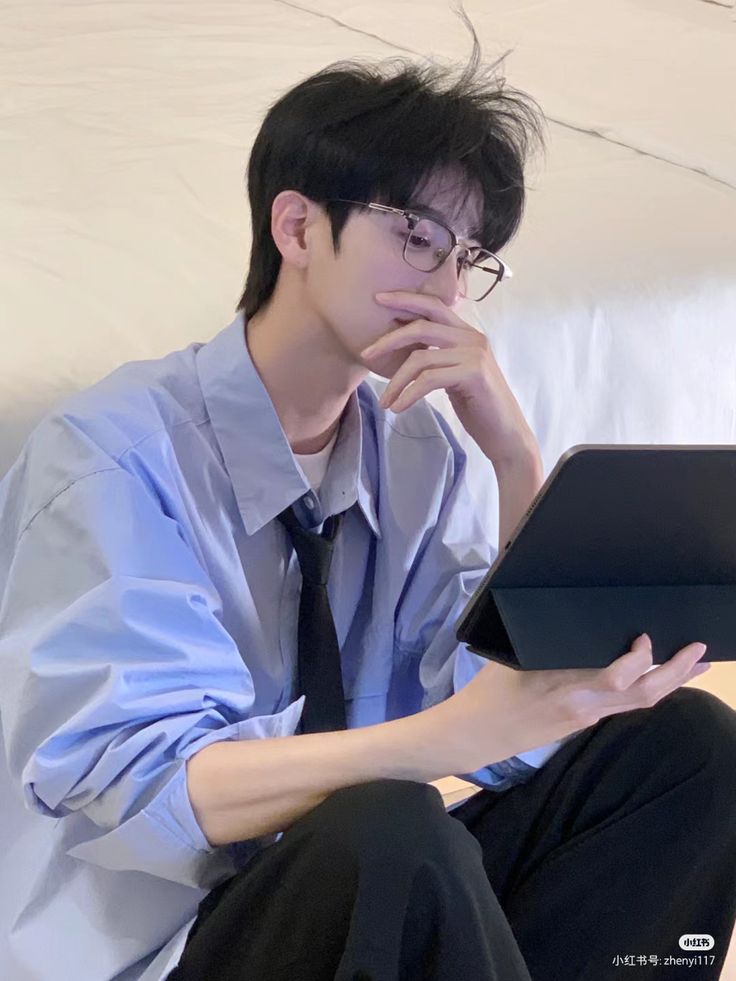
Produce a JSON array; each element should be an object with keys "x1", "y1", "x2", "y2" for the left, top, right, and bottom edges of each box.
[{"x1": 0, "y1": 312, "x2": 567, "y2": 980}]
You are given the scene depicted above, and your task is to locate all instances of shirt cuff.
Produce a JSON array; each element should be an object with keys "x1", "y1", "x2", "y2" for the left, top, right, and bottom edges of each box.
[{"x1": 66, "y1": 696, "x2": 306, "y2": 890}]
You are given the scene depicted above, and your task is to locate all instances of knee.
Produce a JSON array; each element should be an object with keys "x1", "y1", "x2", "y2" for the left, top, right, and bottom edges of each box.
[
  {"x1": 657, "y1": 686, "x2": 736, "y2": 762},
  {"x1": 295, "y1": 778, "x2": 478, "y2": 867},
  {"x1": 649, "y1": 686, "x2": 736, "y2": 813}
]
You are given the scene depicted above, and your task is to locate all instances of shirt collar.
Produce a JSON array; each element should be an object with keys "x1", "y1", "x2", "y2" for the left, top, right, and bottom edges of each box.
[{"x1": 195, "y1": 312, "x2": 381, "y2": 539}]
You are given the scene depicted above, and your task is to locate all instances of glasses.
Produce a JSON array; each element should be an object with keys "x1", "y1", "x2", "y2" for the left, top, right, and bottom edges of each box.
[{"x1": 326, "y1": 199, "x2": 513, "y2": 303}]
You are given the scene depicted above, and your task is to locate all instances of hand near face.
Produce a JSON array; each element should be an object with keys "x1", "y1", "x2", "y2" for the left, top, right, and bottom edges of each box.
[{"x1": 361, "y1": 291, "x2": 537, "y2": 466}]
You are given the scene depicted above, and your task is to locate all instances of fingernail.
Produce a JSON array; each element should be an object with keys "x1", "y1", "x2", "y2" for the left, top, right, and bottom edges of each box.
[
  {"x1": 695, "y1": 643, "x2": 707, "y2": 656},
  {"x1": 638, "y1": 632, "x2": 651, "y2": 647}
]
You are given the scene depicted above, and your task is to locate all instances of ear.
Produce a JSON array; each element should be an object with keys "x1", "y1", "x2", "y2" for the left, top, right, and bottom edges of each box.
[{"x1": 270, "y1": 190, "x2": 319, "y2": 270}]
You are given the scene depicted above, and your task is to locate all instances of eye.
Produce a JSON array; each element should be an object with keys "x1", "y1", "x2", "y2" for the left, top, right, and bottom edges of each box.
[{"x1": 408, "y1": 232, "x2": 431, "y2": 249}]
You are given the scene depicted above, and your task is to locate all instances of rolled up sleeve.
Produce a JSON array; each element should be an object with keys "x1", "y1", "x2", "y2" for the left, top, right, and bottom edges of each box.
[
  {"x1": 0, "y1": 465, "x2": 304, "y2": 890},
  {"x1": 393, "y1": 409, "x2": 573, "y2": 792}
]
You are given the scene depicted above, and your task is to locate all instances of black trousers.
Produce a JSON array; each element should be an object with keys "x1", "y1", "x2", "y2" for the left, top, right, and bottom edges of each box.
[{"x1": 167, "y1": 686, "x2": 736, "y2": 981}]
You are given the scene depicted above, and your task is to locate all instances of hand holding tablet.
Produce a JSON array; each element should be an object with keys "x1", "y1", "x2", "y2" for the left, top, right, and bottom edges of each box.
[{"x1": 437, "y1": 631, "x2": 710, "y2": 774}]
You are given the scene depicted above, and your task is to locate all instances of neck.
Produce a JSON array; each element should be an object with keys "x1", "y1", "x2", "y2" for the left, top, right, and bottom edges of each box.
[{"x1": 244, "y1": 285, "x2": 369, "y2": 455}]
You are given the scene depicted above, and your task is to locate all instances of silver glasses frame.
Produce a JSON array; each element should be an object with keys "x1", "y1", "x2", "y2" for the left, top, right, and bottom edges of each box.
[{"x1": 326, "y1": 198, "x2": 513, "y2": 302}]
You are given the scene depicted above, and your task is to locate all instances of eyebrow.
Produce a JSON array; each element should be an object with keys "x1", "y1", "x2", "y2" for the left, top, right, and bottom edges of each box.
[{"x1": 406, "y1": 201, "x2": 483, "y2": 248}]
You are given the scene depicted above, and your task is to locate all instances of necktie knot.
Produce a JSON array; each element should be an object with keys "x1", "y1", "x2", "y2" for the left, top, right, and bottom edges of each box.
[{"x1": 277, "y1": 505, "x2": 344, "y2": 586}]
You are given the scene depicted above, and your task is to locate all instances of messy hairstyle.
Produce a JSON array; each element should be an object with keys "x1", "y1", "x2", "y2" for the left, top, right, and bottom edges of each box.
[{"x1": 236, "y1": 2, "x2": 546, "y2": 320}]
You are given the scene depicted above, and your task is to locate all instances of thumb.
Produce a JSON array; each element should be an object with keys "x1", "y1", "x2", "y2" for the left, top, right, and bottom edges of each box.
[{"x1": 631, "y1": 632, "x2": 657, "y2": 675}]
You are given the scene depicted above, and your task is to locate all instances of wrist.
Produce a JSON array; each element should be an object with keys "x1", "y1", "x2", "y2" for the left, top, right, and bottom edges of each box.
[
  {"x1": 492, "y1": 437, "x2": 543, "y2": 482},
  {"x1": 381, "y1": 697, "x2": 465, "y2": 781},
  {"x1": 494, "y1": 443, "x2": 545, "y2": 548}
]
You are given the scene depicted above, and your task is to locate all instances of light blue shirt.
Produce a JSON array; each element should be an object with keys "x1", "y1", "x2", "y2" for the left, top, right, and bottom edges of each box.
[{"x1": 0, "y1": 312, "x2": 568, "y2": 980}]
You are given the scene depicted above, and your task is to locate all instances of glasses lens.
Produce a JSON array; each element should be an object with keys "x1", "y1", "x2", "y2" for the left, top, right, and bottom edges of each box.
[
  {"x1": 402, "y1": 217, "x2": 502, "y2": 302},
  {"x1": 460, "y1": 252, "x2": 503, "y2": 302},
  {"x1": 403, "y1": 216, "x2": 453, "y2": 272}
]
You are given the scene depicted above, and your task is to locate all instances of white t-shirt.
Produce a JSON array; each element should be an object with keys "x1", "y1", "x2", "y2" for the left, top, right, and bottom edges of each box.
[{"x1": 293, "y1": 426, "x2": 339, "y2": 493}]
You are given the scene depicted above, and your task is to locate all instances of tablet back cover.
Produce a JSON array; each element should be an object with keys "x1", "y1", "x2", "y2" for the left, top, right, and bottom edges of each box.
[{"x1": 455, "y1": 446, "x2": 736, "y2": 669}]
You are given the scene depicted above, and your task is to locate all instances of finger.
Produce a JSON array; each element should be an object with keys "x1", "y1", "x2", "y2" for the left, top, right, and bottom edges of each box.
[
  {"x1": 388, "y1": 365, "x2": 468, "y2": 412},
  {"x1": 563, "y1": 633, "x2": 658, "y2": 698},
  {"x1": 631, "y1": 642, "x2": 707, "y2": 704},
  {"x1": 379, "y1": 349, "x2": 461, "y2": 409},
  {"x1": 602, "y1": 632, "x2": 655, "y2": 692},
  {"x1": 363, "y1": 319, "x2": 471, "y2": 358},
  {"x1": 374, "y1": 293, "x2": 473, "y2": 333},
  {"x1": 568, "y1": 638, "x2": 707, "y2": 725}
]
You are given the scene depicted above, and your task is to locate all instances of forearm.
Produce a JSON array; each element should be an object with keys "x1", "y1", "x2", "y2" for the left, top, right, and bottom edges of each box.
[
  {"x1": 493, "y1": 444, "x2": 545, "y2": 550},
  {"x1": 186, "y1": 701, "x2": 458, "y2": 847}
]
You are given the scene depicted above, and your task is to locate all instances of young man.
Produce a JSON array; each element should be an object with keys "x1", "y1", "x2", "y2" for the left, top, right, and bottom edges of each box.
[{"x1": 1, "y1": 33, "x2": 735, "y2": 981}]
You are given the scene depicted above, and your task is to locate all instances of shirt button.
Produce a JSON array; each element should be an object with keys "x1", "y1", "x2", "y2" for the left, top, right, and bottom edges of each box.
[{"x1": 304, "y1": 497, "x2": 315, "y2": 509}]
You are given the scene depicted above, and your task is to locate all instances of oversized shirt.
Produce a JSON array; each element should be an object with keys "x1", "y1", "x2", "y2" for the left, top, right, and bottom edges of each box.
[{"x1": 0, "y1": 312, "x2": 569, "y2": 980}]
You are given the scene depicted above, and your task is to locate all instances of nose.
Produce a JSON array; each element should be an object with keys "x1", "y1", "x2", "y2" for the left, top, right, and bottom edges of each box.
[{"x1": 421, "y1": 247, "x2": 463, "y2": 308}]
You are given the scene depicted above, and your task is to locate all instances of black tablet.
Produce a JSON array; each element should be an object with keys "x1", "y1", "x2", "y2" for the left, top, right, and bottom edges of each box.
[{"x1": 455, "y1": 444, "x2": 736, "y2": 670}]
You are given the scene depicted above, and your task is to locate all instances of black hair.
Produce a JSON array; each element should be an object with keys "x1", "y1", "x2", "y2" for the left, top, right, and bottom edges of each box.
[{"x1": 236, "y1": 1, "x2": 546, "y2": 320}]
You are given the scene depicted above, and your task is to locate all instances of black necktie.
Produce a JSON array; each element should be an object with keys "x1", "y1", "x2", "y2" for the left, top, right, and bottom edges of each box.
[{"x1": 277, "y1": 503, "x2": 348, "y2": 735}]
